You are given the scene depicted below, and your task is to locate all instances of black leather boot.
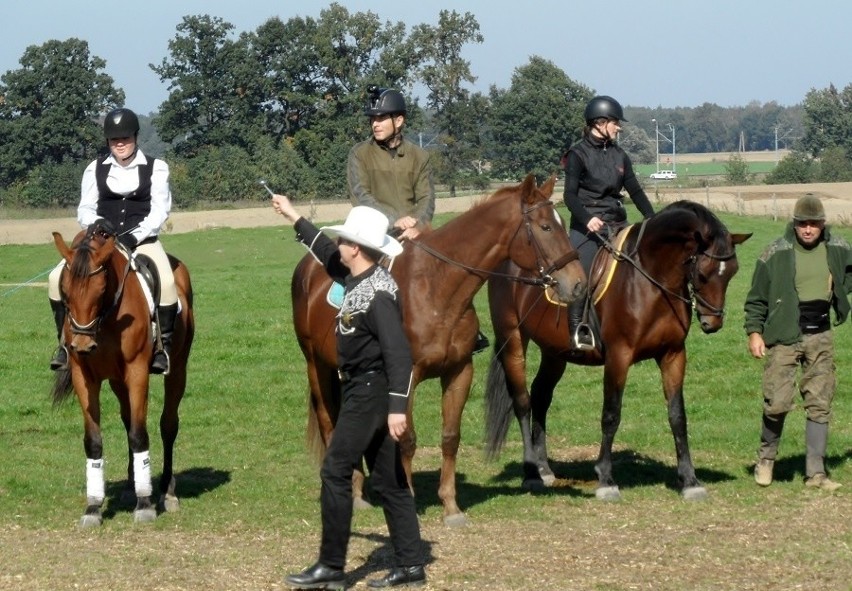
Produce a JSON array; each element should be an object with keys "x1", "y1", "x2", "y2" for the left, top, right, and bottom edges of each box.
[
  {"x1": 151, "y1": 303, "x2": 178, "y2": 375},
  {"x1": 49, "y1": 299, "x2": 68, "y2": 371},
  {"x1": 473, "y1": 330, "x2": 490, "y2": 354},
  {"x1": 568, "y1": 298, "x2": 594, "y2": 350}
]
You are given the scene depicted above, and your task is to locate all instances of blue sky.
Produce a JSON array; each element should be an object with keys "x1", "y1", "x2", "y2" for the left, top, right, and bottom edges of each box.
[{"x1": 3, "y1": 1, "x2": 849, "y2": 115}]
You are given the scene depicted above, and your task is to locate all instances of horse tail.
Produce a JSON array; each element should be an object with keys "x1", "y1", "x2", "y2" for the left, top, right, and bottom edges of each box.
[
  {"x1": 484, "y1": 352, "x2": 514, "y2": 460},
  {"x1": 50, "y1": 368, "x2": 74, "y2": 407}
]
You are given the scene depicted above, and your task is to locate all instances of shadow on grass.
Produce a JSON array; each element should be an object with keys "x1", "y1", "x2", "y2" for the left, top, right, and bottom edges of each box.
[
  {"x1": 406, "y1": 449, "x2": 737, "y2": 512},
  {"x1": 741, "y1": 450, "x2": 852, "y2": 483},
  {"x1": 102, "y1": 466, "x2": 231, "y2": 519}
]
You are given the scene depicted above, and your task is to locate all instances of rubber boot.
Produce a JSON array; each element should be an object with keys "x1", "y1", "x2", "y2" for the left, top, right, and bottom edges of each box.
[
  {"x1": 804, "y1": 420, "x2": 841, "y2": 490},
  {"x1": 49, "y1": 299, "x2": 68, "y2": 371},
  {"x1": 757, "y1": 413, "x2": 785, "y2": 461},
  {"x1": 568, "y1": 298, "x2": 594, "y2": 350},
  {"x1": 151, "y1": 303, "x2": 178, "y2": 375},
  {"x1": 805, "y1": 419, "x2": 828, "y2": 477}
]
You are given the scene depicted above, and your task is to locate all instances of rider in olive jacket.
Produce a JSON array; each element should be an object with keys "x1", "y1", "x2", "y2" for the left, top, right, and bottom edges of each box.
[{"x1": 744, "y1": 222, "x2": 852, "y2": 345}]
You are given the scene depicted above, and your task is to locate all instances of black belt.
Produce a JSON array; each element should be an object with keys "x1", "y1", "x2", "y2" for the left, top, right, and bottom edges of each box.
[{"x1": 337, "y1": 369, "x2": 380, "y2": 384}]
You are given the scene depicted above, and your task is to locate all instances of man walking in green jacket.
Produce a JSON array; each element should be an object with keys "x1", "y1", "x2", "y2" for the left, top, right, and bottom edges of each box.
[{"x1": 744, "y1": 194, "x2": 852, "y2": 491}]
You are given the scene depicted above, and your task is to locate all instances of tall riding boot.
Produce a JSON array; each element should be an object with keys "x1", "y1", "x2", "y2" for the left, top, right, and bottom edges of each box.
[
  {"x1": 49, "y1": 299, "x2": 68, "y2": 371},
  {"x1": 151, "y1": 303, "x2": 178, "y2": 375},
  {"x1": 754, "y1": 413, "x2": 785, "y2": 486},
  {"x1": 568, "y1": 298, "x2": 594, "y2": 350}
]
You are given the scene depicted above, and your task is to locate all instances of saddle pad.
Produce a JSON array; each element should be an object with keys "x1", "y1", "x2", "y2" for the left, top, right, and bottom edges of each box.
[{"x1": 326, "y1": 281, "x2": 345, "y2": 309}]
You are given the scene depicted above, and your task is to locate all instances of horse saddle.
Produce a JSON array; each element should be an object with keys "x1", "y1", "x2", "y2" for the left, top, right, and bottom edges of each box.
[
  {"x1": 132, "y1": 253, "x2": 160, "y2": 317},
  {"x1": 544, "y1": 224, "x2": 634, "y2": 308}
]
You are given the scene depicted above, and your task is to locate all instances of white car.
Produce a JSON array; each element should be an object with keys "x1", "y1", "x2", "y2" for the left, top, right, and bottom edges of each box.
[{"x1": 650, "y1": 170, "x2": 677, "y2": 180}]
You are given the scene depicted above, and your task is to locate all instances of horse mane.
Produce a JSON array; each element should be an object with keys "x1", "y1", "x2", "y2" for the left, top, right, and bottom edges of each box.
[
  {"x1": 661, "y1": 200, "x2": 728, "y2": 250},
  {"x1": 68, "y1": 241, "x2": 95, "y2": 280}
]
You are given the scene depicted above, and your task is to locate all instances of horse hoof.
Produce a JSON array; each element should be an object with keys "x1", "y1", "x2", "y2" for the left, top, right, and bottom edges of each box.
[
  {"x1": 161, "y1": 494, "x2": 180, "y2": 513},
  {"x1": 133, "y1": 507, "x2": 157, "y2": 523},
  {"x1": 79, "y1": 514, "x2": 103, "y2": 528},
  {"x1": 595, "y1": 486, "x2": 621, "y2": 501},
  {"x1": 353, "y1": 497, "x2": 373, "y2": 511},
  {"x1": 682, "y1": 486, "x2": 708, "y2": 501},
  {"x1": 522, "y1": 478, "x2": 547, "y2": 493},
  {"x1": 443, "y1": 513, "x2": 469, "y2": 528},
  {"x1": 540, "y1": 473, "x2": 556, "y2": 487}
]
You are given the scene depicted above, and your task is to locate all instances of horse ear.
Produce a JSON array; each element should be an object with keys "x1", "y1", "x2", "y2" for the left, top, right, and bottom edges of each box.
[
  {"x1": 731, "y1": 232, "x2": 752, "y2": 245},
  {"x1": 52, "y1": 232, "x2": 73, "y2": 265},
  {"x1": 92, "y1": 236, "x2": 116, "y2": 267},
  {"x1": 519, "y1": 174, "x2": 536, "y2": 202},
  {"x1": 540, "y1": 175, "x2": 557, "y2": 198}
]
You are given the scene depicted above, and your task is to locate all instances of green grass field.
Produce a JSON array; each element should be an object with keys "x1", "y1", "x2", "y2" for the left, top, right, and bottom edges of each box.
[
  {"x1": 635, "y1": 160, "x2": 777, "y2": 179},
  {"x1": 0, "y1": 205, "x2": 850, "y2": 590}
]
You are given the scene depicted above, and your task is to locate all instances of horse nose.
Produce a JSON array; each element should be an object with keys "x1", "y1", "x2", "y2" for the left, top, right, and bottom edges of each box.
[
  {"x1": 700, "y1": 318, "x2": 722, "y2": 334},
  {"x1": 70, "y1": 336, "x2": 98, "y2": 354}
]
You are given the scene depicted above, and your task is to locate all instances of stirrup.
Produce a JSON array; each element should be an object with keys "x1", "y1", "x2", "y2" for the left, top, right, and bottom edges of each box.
[
  {"x1": 50, "y1": 345, "x2": 69, "y2": 371},
  {"x1": 150, "y1": 349, "x2": 171, "y2": 375},
  {"x1": 572, "y1": 324, "x2": 596, "y2": 351}
]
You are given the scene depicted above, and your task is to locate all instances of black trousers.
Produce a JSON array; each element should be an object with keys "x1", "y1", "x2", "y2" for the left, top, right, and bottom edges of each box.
[{"x1": 318, "y1": 374, "x2": 422, "y2": 570}]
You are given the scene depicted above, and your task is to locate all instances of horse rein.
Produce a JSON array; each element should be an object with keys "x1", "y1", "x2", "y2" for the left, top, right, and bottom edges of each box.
[{"x1": 409, "y1": 199, "x2": 579, "y2": 288}]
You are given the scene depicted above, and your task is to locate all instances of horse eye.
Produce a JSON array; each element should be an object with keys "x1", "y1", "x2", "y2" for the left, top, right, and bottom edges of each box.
[{"x1": 540, "y1": 224, "x2": 552, "y2": 232}]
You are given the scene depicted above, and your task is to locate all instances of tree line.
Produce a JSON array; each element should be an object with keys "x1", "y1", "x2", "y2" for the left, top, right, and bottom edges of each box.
[{"x1": 1, "y1": 3, "x2": 851, "y2": 210}]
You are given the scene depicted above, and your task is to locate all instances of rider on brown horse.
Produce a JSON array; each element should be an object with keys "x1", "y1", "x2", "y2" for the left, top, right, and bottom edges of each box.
[{"x1": 47, "y1": 107, "x2": 178, "y2": 374}]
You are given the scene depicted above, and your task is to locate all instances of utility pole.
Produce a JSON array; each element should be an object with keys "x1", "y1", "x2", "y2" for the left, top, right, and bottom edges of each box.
[{"x1": 651, "y1": 118, "x2": 660, "y2": 173}]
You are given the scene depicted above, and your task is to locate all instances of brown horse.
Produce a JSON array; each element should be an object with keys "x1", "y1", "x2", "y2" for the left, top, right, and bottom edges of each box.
[
  {"x1": 50, "y1": 224, "x2": 194, "y2": 526},
  {"x1": 292, "y1": 175, "x2": 586, "y2": 525},
  {"x1": 485, "y1": 200, "x2": 751, "y2": 500}
]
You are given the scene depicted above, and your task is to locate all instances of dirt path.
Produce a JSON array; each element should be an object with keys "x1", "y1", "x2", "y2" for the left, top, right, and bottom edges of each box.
[{"x1": 3, "y1": 183, "x2": 852, "y2": 246}]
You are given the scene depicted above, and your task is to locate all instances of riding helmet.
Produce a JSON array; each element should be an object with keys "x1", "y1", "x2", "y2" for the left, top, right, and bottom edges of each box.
[
  {"x1": 363, "y1": 86, "x2": 407, "y2": 116},
  {"x1": 793, "y1": 194, "x2": 826, "y2": 221},
  {"x1": 103, "y1": 108, "x2": 140, "y2": 139},
  {"x1": 584, "y1": 95, "x2": 627, "y2": 123}
]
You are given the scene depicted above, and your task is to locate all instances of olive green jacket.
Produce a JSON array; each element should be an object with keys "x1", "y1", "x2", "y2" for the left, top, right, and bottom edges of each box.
[
  {"x1": 347, "y1": 137, "x2": 435, "y2": 226},
  {"x1": 743, "y1": 223, "x2": 852, "y2": 346}
]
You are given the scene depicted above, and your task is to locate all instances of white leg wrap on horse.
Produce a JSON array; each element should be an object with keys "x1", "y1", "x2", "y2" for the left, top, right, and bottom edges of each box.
[
  {"x1": 133, "y1": 451, "x2": 152, "y2": 497},
  {"x1": 86, "y1": 458, "x2": 105, "y2": 502}
]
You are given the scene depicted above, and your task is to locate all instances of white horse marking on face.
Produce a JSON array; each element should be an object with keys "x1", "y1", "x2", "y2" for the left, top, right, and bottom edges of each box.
[{"x1": 719, "y1": 261, "x2": 726, "y2": 276}]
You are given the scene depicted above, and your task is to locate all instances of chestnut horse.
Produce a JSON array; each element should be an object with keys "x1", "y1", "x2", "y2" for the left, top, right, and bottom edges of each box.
[
  {"x1": 50, "y1": 224, "x2": 194, "y2": 526},
  {"x1": 292, "y1": 175, "x2": 586, "y2": 525},
  {"x1": 485, "y1": 201, "x2": 751, "y2": 500}
]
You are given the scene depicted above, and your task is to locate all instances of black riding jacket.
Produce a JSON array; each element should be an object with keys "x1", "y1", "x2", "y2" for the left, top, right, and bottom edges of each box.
[{"x1": 563, "y1": 134, "x2": 654, "y2": 230}]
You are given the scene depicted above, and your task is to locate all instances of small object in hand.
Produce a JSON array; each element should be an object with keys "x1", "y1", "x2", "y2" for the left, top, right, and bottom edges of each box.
[{"x1": 258, "y1": 179, "x2": 275, "y2": 197}]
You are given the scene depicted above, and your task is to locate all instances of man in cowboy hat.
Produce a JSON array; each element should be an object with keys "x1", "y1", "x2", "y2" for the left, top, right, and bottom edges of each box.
[
  {"x1": 272, "y1": 194, "x2": 426, "y2": 589},
  {"x1": 745, "y1": 194, "x2": 852, "y2": 491}
]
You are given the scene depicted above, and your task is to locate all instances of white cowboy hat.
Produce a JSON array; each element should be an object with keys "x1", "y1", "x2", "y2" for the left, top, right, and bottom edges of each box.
[{"x1": 320, "y1": 206, "x2": 403, "y2": 258}]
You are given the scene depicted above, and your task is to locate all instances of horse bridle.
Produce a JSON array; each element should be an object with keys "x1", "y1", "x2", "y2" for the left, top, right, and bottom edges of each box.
[
  {"x1": 689, "y1": 246, "x2": 737, "y2": 318},
  {"x1": 410, "y1": 199, "x2": 579, "y2": 288},
  {"x1": 598, "y1": 221, "x2": 736, "y2": 318},
  {"x1": 62, "y1": 234, "x2": 133, "y2": 337}
]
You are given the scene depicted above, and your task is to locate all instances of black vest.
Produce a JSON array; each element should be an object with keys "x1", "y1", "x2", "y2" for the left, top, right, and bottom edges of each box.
[{"x1": 95, "y1": 155, "x2": 156, "y2": 235}]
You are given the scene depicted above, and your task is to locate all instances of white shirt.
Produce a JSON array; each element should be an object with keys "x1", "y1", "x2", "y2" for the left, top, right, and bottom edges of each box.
[{"x1": 77, "y1": 149, "x2": 172, "y2": 243}]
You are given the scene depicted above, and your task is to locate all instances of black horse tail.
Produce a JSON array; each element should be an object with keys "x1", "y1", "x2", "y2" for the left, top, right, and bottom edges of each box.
[
  {"x1": 51, "y1": 368, "x2": 73, "y2": 407},
  {"x1": 484, "y1": 352, "x2": 514, "y2": 460}
]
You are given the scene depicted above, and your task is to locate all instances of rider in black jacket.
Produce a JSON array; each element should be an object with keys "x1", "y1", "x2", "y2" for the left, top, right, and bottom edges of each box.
[{"x1": 563, "y1": 95, "x2": 655, "y2": 349}]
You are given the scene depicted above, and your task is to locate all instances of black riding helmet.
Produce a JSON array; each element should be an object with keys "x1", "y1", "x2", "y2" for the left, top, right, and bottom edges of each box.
[
  {"x1": 364, "y1": 86, "x2": 407, "y2": 117},
  {"x1": 584, "y1": 95, "x2": 627, "y2": 123},
  {"x1": 103, "y1": 108, "x2": 140, "y2": 139}
]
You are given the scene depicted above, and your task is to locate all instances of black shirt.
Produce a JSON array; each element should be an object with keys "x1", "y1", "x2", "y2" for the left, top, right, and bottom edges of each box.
[{"x1": 294, "y1": 218, "x2": 414, "y2": 414}]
